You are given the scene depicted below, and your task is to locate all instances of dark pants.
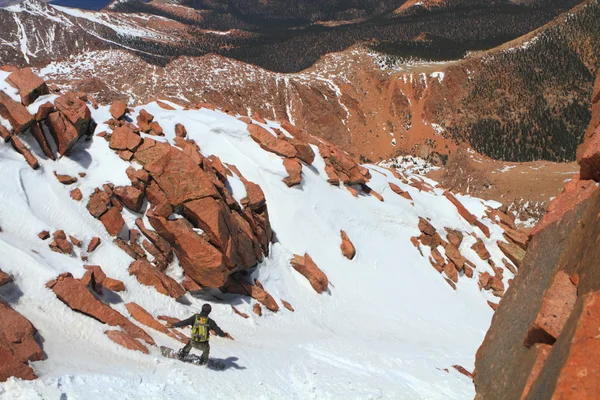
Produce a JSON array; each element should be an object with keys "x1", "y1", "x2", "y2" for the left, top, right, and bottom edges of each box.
[{"x1": 179, "y1": 340, "x2": 210, "y2": 364}]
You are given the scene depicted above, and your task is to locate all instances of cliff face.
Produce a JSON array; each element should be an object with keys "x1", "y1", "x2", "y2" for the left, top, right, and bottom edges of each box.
[{"x1": 473, "y1": 71, "x2": 600, "y2": 399}]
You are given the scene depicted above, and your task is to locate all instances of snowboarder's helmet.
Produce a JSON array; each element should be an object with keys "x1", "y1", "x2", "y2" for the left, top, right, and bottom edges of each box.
[{"x1": 201, "y1": 304, "x2": 212, "y2": 314}]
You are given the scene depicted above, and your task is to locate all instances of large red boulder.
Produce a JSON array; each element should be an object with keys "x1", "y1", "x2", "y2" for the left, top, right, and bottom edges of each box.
[
  {"x1": 109, "y1": 125, "x2": 142, "y2": 152},
  {"x1": 284, "y1": 137, "x2": 315, "y2": 165},
  {"x1": 128, "y1": 259, "x2": 185, "y2": 298},
  {"x1": 54, "y1": 91, "x2": 92, "y2": 136},
  {"x1": 125, "y1": 302, "x2": 169, "y2": 334},
  {"x1": 5, "y1": 68, "x2": 49, "y2": 106},
  {"x1": 87, "y1": 190, "x2": 111, "y2": 217},
  {"x1": 0, "y1": 91, "x2": 34, "y2": 133},
  {"x1": 0, "y1": 301, "x2": 44, "y2": 382},
  {"x1": 182, "y1": 197, "x2": 232, "y2": 250},
  {"x1": 248, "y1": 124, "x2": 298, "y2": 158},
  {"x1": 148, "y1": 214, "x2": 228, "y2": 288},
  {"x1": 99, "y1": 207, "x2": 125, "y2": 237},
  {"x1": 109, "y1": 100, "x2": 128, "y2": 120},
  {"x1": 48, "y1": 274, "x2": 154, "y2": 345},
  {"x1": 143, "y1": 146, "x2": 218, "y2": 206},
  {"x1": 46, "y1": 111, "x2": 80, "y2": 155},
  {"x1": 175, "y1": 123, "x2": 187, "y2": 138},
  {"x1": 113, "y1": 186, "x2": 144, "y2": 212},
  {"x1": 240, "y1": 178, "x2": 266, "y2": 211},
  {"x1": 290, "y1": 253, "x2": 329, "y2": 294}
]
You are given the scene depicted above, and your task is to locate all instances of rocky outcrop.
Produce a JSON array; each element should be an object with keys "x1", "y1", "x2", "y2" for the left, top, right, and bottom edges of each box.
[
  {"x1": 48, "y1": 273, "x2": 154, "y2": 345},
  {"x1": 290, "y1": 253, "x2": 329, "y2": 294},
  {"x1": 5, "y1": 67, "x2": 49, "y2": 106},
  {"x1": 0, "y1": 300, "x2": 44, "y2": 382},
  {"x1": 248, "y1": 124, "x2": 297, "y2": 158}
]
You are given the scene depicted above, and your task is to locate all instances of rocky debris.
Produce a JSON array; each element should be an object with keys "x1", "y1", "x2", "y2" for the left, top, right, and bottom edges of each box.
[
  {"x1": 444, "y1": 244, "x2": 465, "y2": 271},
  {"x1": 361, "y1": 184, "x2": 384, "y2": 202},
  {"x1": 87, "y1": 237, "x2": 101, "y2": 253},
  {"x1": 0, "y1": 300, "x2": 44, "y2": 382},
  {"x1": 445, "y1": 228, "x2": 463, "y2": 248},
  {"x1": 5, "y1": 68, "x2": 49, "y2": 106},
  {"x1": 109, "y1": 101, "x2": 128, "y2": 120},
  {"x1": 471, "y1": 239, "x2": 491, "y2": 260},
  {"x1": 523, "y1": 271, "x2": 577, "y2": 348},
  {"x1": 0, "y1": 269, "x2": 12, "y2": 287},
  {"x1": 318, "y1": 141, "x2": 371, "y2": 186},
  {"x1": 222, "y1": 275, "x2": 279, "y2": 312},
  {"x1": 388, "y1": 182, "x2": 413, "y2": 201},
  {"x1": 0, "y1": 91, "x2": 34, "y2": 133},
  {"x1": 50, "y1": 230, "x2": 73, "y2": 255},
  {"x1": 284, "y1": 137, "x2": 315, "y2": 165},
  {"x1": 35, "y1": 102, "x2": 55, "y2": 121},
  {"x1": 110, "y1": 125, "x2": 142, "y2": 152},
  {"x1": 104, "y1": 278, "x2": 126, "y2": 292},
  {"x1": 282, "y1": 158, "x2": 303, "y2": 187},
  {"x1": 113, "y1": 186, "x2": 144, "y2": 213},
  {"x1": 38, "y1": 231, "x2": 50, "y2": 240},
  {"x1": 125, "y1": 302, "x2": 172, "y2": 336},
  {"x1": 48, "y1": 273, "x2": 154, "y2": 345},
  {"x1": 70, "y1": 188, "x2": 83, "y2": 201},
  {"x1": 80, "y1": 265, "x2": 107, "y2": 295},
  {"x1": 290, "y1": 253, "x2": 329, "y2": 294},
  {"x1": 281, "y1": 300, "x2": 295, "y2": 312},
  {"x1": 502, "y1": 226, "x2": 529, "y2": 251},
  {"x1": 240, "y1": 178, "x2": 266, "y2": 211},
  {"x1": 105, "y1": 330, "x2": 149, "y2": 354},
  {"x1": 418, "y1": 218, "x2": 436, "y2": 236},
  {"x1": 128, "y1": 259, "x2": 185, "y2": 299},
  {"x1": 231, "y1": 305, "x2": 249, "y2": 319},
  {"x1": 443, "y1": 191, "x2": 490, "y2": 238},
  {"x1": 9, "y1": 136, "x2": 39, "y2": 169},
  {"x1": 46, "y1": 111, "x2": 80, "y2": 156},
  {"x1": 175, "y1": 123, "x2": 187, "y2": 138},
  {"x1": 444, "y1": 261, "x2": 459, "y2": 283},
  {"x1": 497, "y1": 240, "x2": 525, "y2": 269},
  {"x1": 340, "y1": 230, "x2": 356, "y2": 260},
  {"x1": 248, "y1": 124, "x2": 297, "y2": 158},
  {"x1": 99, "y1": 207, "x2": 125, "y2": 237},
  {"x1": 54, "y1": 91, "x2": 92, "y2": 136},
  {"x1": 253, "y1": 303, "x2": 262, "y2": 316},
  {"x1": 531, "y1": 175, "x2": 597, "y2": 236},
  {"x1": 30, "y1": 122, "x2": 55, "y2": 160},
  {"x1": 54, "y1": 172, "x2": 77, "y2": 185}
]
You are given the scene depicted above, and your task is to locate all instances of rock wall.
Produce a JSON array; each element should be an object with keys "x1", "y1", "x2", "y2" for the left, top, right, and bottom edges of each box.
[{"x1": 474, "y1": 70, "x2": 600, "y2": 399}]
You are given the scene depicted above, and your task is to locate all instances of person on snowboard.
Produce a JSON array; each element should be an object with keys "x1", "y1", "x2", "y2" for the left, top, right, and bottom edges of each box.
[{"x1": 167, "y1": 304, "x2": 233, "y2": 364}]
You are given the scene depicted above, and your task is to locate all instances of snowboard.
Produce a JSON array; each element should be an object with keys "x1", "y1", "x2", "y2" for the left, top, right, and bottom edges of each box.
[{"x1": 160, "y1": 346, "x2": 225, "y2": 370}]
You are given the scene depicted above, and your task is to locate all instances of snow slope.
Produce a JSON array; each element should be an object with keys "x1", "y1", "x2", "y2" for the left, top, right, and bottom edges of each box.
[{"x1": 0, "y1": 84, "x2": 512, "y2": 399}]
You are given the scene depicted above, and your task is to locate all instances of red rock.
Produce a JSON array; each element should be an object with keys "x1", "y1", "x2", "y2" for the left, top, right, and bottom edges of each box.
[
  {"x1": 135, "y1": 218, "x2": 172, "y2": 255},
  {"x1": 531, "y1": 175, "x2": 598, "y2": 236},
  {"x1": 340, "y1": 230, "x2": 356, "y2": 260},
  {"x1": 178, "y1": 139, "x2": 204, "y2": 165},
  {"x1": 579, "y1": 125, "x2": 600, "y2": 182},
  {"x1": 182, "y1": 275, "x2": 202, "y2": 292},
  {"x1": 445, "y1": 243, "x2": 466, "y2": 270},
  {"x1": 175, "y1": 123, "x2": 187, "y2": 138},
  {"x1": 148, "y1": 214, "x2": 228, "y2": 288},
  {"x1": 144, "y1": 147, "x2": 218, "y2": 206},
  {"x1": 282, "y1": 158, "x2": 303, "y2": 187},
  {"x1": 240, "y1": 179, "x2": 266, "y2": 210},
  {"x1": 248, "y1": 124, "x2": 298, "y2": 158},
  {"x1": 109, "y1": 100, "x2": 128, "y2": 120},
  {"x1": 389, "y1": 182, "x2": 412, "y2": 200},
  {"x1": 87, "y1": 237, "x2": 101, "y2": 253},
  {"x1": 80, "y1": 264, "x2": 107, "y2": 295},
  {"x1": 487, "y1": 301, "x2": 499, "y2": 311},
  {"x1": 52, "y1": 230, "x2": 72, "y2": 254},
  {"x1": 183, "y1": 197, "x2": 232, "y2": 250},
  {"x1": 284, "y1": 137, "x2": 315, "y2": 165},
  {"x1": 521, "y1": 344, "x2": 552, "y2": 399},
  {"x1": 550, "y1": 291, "x2": 600, "y2": 399},
  {"x1": 70, "y1": 188, "x2": 83, "y2": 201},
  {"x1": 5, "y1": 68, "x2": 49, "y2": 106},
  {"x1": 100, "y1": 207, "x2": 125, "y2": 237},
  {"x1": 471, "y1": 239, "x2": 491, "y2": 260},
  {"x1": 0, "y1": 269, "x2": 12, "y2": 287},
  {"x1": 474, "y1": 220, "x2": 491, "y2": 238},
  {"x1": 54, "y1": 91, "x2": 92, "y2": 136},
  {"x1": 498, "y1": 241, "x2": 525, "y2": 269},
  {"x1": 524, "y1": 271, "x2": 577, "y2": 348},
  {"x1": 9, "y1": 136, "x2": 39, "y2": 169},
  {"x1": 464, "y1": 264, "x2": 474, "y2": 278},
  {"x1": 137, "y1": 109, "x2": 154, "y2": 125},
  {"x1": 157, "y1": 315, "x2": 181, "y2": 325},
  {"x1": 452, "y1": 365, "x2": 474, "y2": 379},
  {"x1": 35, "y1": 102, "x2": 55, "y2": 121},
  {"x1": 125, "y1": 302, "x2": 169, "y2": 334},
  {"x1": 110, "y1": 125, "x2": 142, "y2": 152},
  {"x1": 113, "y1": 186, "x2": 144, "y2": 212},
  {"x1": 54, "y1": 171, "x2": 77, "y2": 185},
  {"x1": 0, "y1": 301, "x2": 44, "y2": 382},
  {"x1": 0, "y1": 91, "x2": 34, "y2": 133},
  {"x1": 30, "y1": 122, "x2": 55, "y2": 160},
  {"x1": 49, "y1": 274, "x2": 154, "y2": 344},
  {"x1": 444, "y1": 261, "x2": 459, "y2": 283},
  {"x1": 69, "y1": 235, "x2": 82, "y2": 247},
  {"x1": 253, "y1": 303, "x2": 262, "y2": 316},
  {"x1": 38, "y1": 230, "x2": 50, "y2": 240},
  {"x1": 445, "y1": 228, "x2": 463, "y2": 247},
  {"x1": 104, "y1": 278, "x2": 125, "y2": 292},
  {"x1": 281, "y1": 299, "x2": 295, "y2": 312},
  {"x1": 46, "y1": 111, "x2": 80, "y2": 155},
  {"x1": 0, "y1": 125, "x2": 11, "y2": 142},
  {"x1": 156, "y1": 100, "x2": 175, "y2": 111},
  {"x1": 290, "y1": 253, "x2": 329, "y2": 294},
  {"x1": 232, "y1": 305, "x2": 249, "y2": 319},
  {"x1": 418, "y1": 218, "x2": 436, "y2": 236},
  {"x1": 324, "y1": 162, "x2": 340, "y2": 185},
  {"x1": 149, "y1": 121, "x2": 163, "y2": 136},
  {"x1": 105, "y1": 330, "x2": 149, "y2": 354},
  {"x1": 222, "y1": 276, "x2": 279, "y2": 311},
  {"x1": 429, "y1": 248, "x2": 445, "y2": 272},
  {"x1": 503, "y1": 226, "x2": 530, "y2": 251},
  {"x1": 361, "y1": 184, "x2": 384, "y2": 202},
  {"x1": 128, "y1": 259, "x2": 185, "y2": 298},
  {"x1": 444, "y1": 191, "x2": 478, "y2": 224}
]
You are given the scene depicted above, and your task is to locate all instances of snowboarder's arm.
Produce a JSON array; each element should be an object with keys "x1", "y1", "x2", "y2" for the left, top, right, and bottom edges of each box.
[
  {"x1": 209, "y1": 318, "x2": 227, "y2": 337},
  {"x1": 171, "y1": 315, "x2": 196, "y2": 328}
]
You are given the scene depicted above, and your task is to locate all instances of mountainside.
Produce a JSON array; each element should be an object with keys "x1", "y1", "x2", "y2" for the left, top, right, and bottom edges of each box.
[{"x1": 0, "y1": 67, "x2": 531, "y2": 398}]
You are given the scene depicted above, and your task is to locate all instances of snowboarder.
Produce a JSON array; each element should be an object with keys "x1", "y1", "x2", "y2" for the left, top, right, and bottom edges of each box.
[{"x1": 166, "y1": 304, "x2": 233, "y2": 365}]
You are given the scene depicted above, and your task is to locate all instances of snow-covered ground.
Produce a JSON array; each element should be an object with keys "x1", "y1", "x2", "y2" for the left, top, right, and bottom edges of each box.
[{"x1": 0, "y1": 86, "x2": 511, "y2": 399}]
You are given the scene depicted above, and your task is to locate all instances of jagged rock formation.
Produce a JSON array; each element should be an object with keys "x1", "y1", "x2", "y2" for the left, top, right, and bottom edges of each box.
[{"x1": 474, "y1": 71, "x2": 600, "y2": 399}]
